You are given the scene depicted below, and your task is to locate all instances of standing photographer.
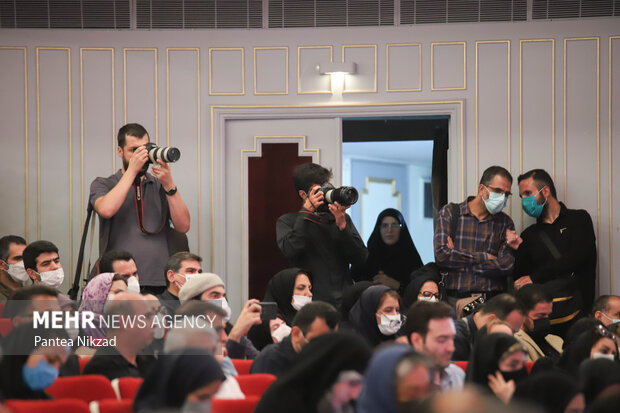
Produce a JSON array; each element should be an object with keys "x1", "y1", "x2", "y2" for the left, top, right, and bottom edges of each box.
[
  {"x1": 89, "y1": 123, "x2": 190, "y2": 295},
  {"x1": 276, "y1": 163, "x2": 367, "y2": 306}
]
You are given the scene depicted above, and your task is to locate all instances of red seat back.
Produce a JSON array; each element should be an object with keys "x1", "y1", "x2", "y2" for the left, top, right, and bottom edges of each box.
[
  {"x1": 5, "y1": 398, "x2": 91, "y2": 413},
  {"x1": 212, "y1": 396, "x2": 260, "y2": 413},
  {"x1": 78, "y1": 356, "x2": 91, "y2": 374},
  {"x1": 231, "y1": 359, "x2": 253, "y2": 375},
  {"x1": 0, "y1": 302, "x2": 6, "y2": 317},
  {"x1": 525, "y1": 361, "x2": 534, "y2": 373},
  {"x1": 117, "y1": 377, "x2": 143, "y2": 400},
  {"x1": 454, "y1": 361, "x2": 468, "y2": 372},
  {"x1": 46, "y1": 375, "x2": 118, "y2": 402},
  {"x1": 0, "y1": 318, "x2": 13, "y2": 337},
  {"x1": 96, "y1": 398, "x2": 135, "y2": 413},
  {"x1": 235, "y1": 374, "x2": 276, "y2": 396}
]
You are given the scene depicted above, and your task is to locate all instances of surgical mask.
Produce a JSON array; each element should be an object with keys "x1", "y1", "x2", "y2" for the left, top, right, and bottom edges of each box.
[
  {"x1": 127, "y1": 276, "x2": 140, "y2": 294},
  {"x1": 181, "y1": 399, "x2": 211, "y2": 413},
  {"x1": 22, "y1": 359, "x2": 59, "y2": 391},
  {"x1": 66, "y1": 326, "x2": 79, "y2": 340},
  {"x1": 39, "y1": 268, "x2": 64, "y2": 289},
  {"x1": 483, "y1": 187, "x2": 507, "y2": 215},
  {"x1": 601, "y1": 312, "x2": 620, "y2": 325},
  {"x1": 521, "y1": 187, "x2": 547, "y2": 218},
  {"x1": 592, "y1": 352, "x2": 615, "y2": 361},
  {"x1": 530, "y1": 317, "x2": 551, "y2": 341},
  {"x1": 153, "y1": 313, "x2": 166, "y2": 340},
  {"x1": 272, "y1": 323, "x2": 292, "y2": 343},
  {"x1": 418, "y1": 295, "x2": 438, "y2": 302},
  {"x1": 377, "y1": 313, "x2": 402, "y2": 336},
  {"x1": 210, "y1": 298, "x2": 232, "y2": 323},
  {"x1": 7, "y1": 260, "x2": 29, "y2": 283},
  {"x1": 220, "y1": 356, "x2": 237, "y2": 376},
  {"x1": 292, "y1": 295, "x2": 312, "y2": 311}
]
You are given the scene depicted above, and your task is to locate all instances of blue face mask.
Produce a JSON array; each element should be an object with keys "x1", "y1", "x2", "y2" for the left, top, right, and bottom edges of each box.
[
  {"x1": 483, "y1": 187, "x2": 507, "y2": 215},
  {"x1": 521, "y1": 187, "x2": 547, "y2": 218},
  {"x1": 22, "y1": 359, "x2": 59, "y2": 391}
]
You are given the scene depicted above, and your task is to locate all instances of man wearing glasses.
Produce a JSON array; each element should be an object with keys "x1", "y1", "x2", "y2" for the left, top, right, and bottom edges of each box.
[{"x1": 434, "y1": 165, "x2": 518, "y2": 305}]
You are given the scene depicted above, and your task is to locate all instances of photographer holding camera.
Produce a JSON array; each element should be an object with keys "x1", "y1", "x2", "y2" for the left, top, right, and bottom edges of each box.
[
  {"x1": 276, "y1": 163, "x2": 368, "y2": 307},
  {"x1": 89, "y1": 123, "x2": 190, "y2": 295}
]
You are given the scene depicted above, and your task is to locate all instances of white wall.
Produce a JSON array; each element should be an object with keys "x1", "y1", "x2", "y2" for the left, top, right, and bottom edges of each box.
[
  {"x1": 1, "y1": 17, "x2": 619, "y2": 296},
  {"x1": 407, "y1": 164, "x2": 433, "y2": 264}
]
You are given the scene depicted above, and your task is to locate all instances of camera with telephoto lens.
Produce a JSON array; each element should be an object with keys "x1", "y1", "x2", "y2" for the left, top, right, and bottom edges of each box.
[
  {"x1": 145, "y1": 143, "x2": 181, "y2": 163},
  {"x1": 316, "y1": 183, "x2": 359, "y2": 213}
]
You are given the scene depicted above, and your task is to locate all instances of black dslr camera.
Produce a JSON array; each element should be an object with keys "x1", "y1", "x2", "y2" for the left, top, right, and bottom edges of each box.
[
  {"x1": 316, "y1": 183, "x2": 359, "y2": 213},
  {"x1": 145, "y1": 143, "x2": 181, "y2": 163}
]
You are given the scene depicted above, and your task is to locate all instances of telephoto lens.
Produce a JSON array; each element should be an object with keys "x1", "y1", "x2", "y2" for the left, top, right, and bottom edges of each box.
[
  {"x1": 319, "y1": 183, "x2": 359, "y2": 206},
  {"x1": 145, "y1": 143, "x2": 181, "y2": 163}
]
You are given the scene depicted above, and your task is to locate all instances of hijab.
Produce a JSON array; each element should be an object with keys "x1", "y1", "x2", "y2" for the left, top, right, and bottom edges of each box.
[
  {"x1": 513, "y1": 371, "x2": 581, "y2": 413},
  {"x1": 254, "y1": 332, "x2": 372, "y2": 413},
  {"x1": 351, "y1": 209, "x2": 423, "y2": 289},
  {"x1": 401, "y1": 264, "x2": 443, "y2": 311},
  {"x1": 466, "y1": 333, "x2": 527, "y2": 392},
  {"x1": 578, "y1": 358, "x2": 620, "y2": 405},
  {"x1": 133, "y1": 347, "x2": 225, "y2": 412},
  {"x1": 78, "y1": 272, "x2": 115, "y2": 340},
  {"x1": 348, "y1": 285, "x2": 397, "y2": 347},
  {"x1": 339, "y1": 281, "x2": 372, "y2": 330},
  {"x1": 557, "y1": 326, "x2": 619, "y2": 376},
  {"x1": 0, "y1": 323, "x2": 69, "y2": 399},
  {"x1": 357, "y1": 344, "x2": 417, "y2": 413}
]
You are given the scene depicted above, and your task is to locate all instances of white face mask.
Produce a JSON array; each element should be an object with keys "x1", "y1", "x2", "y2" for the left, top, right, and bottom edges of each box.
[
  {"x1": 127, "y1": 276, "x2": 141, "y2": 294},
  {"x1": 210, "y1": 297, "x2": 232, "y2": 323},
  {"x1": 292, "y1": 295, "x2": 312, "y2": 311},
  {"x1": 271, "y1": 323, "x2": 292, "y2": 343},
  {"x1": 181, "y1": 399, "x2": 211, "y2": 413},
  {"x1": 592, "y1": 352, "x2": 615, "y2": 361},
  {"x1": 377, "y1": 313, "x2": 402, "y2": 336},
  {"x1": 66, "y1": 326, "x2": 79, "y2": 340},
  {"x1": 7, "y1": 260, "x2": 29, "y2": 283},
  {"x1": 601, "y1": 312, "x2": 620, "y2": 325},
  {"x1": 39, "y1": 268, "x2": 64, "y2": 289},
  {"x1": 418, "y1": 295, "x2": 438, "y2": 302},
  {"x1": 152, "y1": 313, "x2": 166, "y2": 340}
]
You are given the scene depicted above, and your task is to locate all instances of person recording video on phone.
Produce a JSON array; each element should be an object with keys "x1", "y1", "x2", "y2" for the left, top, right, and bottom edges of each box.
[
  {"x1": 89, "y1": 123, "x2": 190, "y2": 295},
  {"x1": 276, "y1": 163, "x2": 368, "y2": 307}
]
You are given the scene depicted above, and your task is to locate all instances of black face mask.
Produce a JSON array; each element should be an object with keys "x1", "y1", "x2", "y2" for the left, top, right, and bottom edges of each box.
[
  {"x1": 397, "y1": 400, "x2": 423, "y2": 413},
  {"x1": 500, "y1": 367, "x2": 528, "y2": 384},
  {"x1": 530, "y1": 317, "x2": 551, "y2": 341}
]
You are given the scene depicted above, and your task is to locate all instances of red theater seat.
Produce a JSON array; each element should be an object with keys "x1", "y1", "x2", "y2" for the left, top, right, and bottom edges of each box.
[
  {"x1": 231, "y1": 359, "x2": 253, "y2": 375},
  {"x1": 115, "y1": 377, "x2": 143, "y2": 400},
  {"x1": 0, "y1": 318, "x2": 13, "y2": 337},
  {"x1": 0, "y1": 302, "x2": 6, "y2": 317},
  {"x1": 46, "y1": 375, "x2": 118, "y2": 403},
  {"x1": 78, "y1": 356, "x2": 92, "y2": 374},
  {"x1": 525, "y1": 361, "x2": 534, "y2": 373},
  {"x1": 5, "y1": 398, "x2": 91, "y2": 413},
  {"x1": 212, "y1": 396, "x2": 260, "y2": 413},
  {"x1": 93, "y1": 398, "x2": 135, "y2": 413},
  {"x1": 454, "y1": 361, "x2": 468, "y2": 372},
  {"x1": 235, "y1": 374, "x2": 276, "y2": 397}
]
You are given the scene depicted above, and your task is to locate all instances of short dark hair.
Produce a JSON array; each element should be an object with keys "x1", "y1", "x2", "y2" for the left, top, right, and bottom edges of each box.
[
  {"x1": 292, "y1": 301, "x2": 340, "y2": 335},
  {"x1": 292, "y1": 163, "x2": 333, "y2": 194},
  {"x1": 112, "y1": 273, "x2": 128, "y2": 286},
  {"x1": 0, "y1": 235, "x2": 26, "y2": 261},
  {"x1": 592, "y1": 295, "x2": 619, "y2": 316},
  {"x1": 4, "y1": 285, "x2": 59, "y2": 319},
  {"x1": 176, "y1": 300, "x2": 226, "y2": 319},
  {"x1": 117, "y1": 123, "x2": 148, "y2": 148},
  {"x1": 515, "y1": 284, "x2": 553, "y2": 313},
  {"x1": 22, "y1": 240, "x2": 59, "y2": 271},
  {"x1": 480, "y1": 293, "x2": 525, "y2": 318},
  {"x1": 99, "y1": 249, "x2": 134, "y2": 274},
  {"x1": 402, "y1": 301, "x2": 453, "y2": 339},
  {"x1": 164, "y1": 251, "x2": 202, "y2": 287},
  {"x1": 480, "y1": 165, "x2": 513, "y2": 186},
  {"x1": 517, "y1": 169, "x2": 557, "y2": 199}
]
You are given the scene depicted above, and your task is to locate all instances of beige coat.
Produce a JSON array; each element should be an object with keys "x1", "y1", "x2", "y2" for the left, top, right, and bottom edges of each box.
[{"x1": 514, "y1": 329, "x2": 563, "y2": 362}]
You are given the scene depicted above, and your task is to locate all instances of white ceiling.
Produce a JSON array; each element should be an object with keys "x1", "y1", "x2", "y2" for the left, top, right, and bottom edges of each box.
[{"x1": 342, "y1": 140, "x2": 434, "y2": 167}]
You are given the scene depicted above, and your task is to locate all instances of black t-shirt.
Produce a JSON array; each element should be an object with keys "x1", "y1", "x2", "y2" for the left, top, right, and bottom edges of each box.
[{"x1": 83, "y1": 345, "x2": 154, "y2": 380}]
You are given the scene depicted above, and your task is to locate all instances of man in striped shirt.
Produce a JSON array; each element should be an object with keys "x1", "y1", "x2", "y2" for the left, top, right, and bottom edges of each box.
[{"x1": 434, "y1": 166, "x2": 518, "y2": 301}]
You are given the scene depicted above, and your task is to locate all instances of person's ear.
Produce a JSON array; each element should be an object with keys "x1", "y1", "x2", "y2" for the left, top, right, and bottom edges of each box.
[
  {"x1": 410, "y1": 332, "x2": 423, "y2": 351},
  {"x1": 166, "y1": 270, "x2": 176, "y2": 283},
  {"x1": 117, "y1": 145, "x2": 123, "y2": 158},
  {"x1": 478, "y1": 184, "x2": 486, "y2": 198},
  {"x1": 0, "y1": 259, "x2": 7, "y2": 272},
  {"x1": 541, "y1": 186, "x2": 551, "y2": 199},
  {"x1": 594, "y1": 310, "x2": 603, "y2": 321},
  {"x1": 298, "y1": 190, "x2": 307, "y2": 200},
  {"x1": 26, "y1": 268, "x2": 37, "y2": 282}
]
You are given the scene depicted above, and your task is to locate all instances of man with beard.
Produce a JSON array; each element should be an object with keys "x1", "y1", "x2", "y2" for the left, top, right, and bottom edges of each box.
[{"x1": 89, "y1": 123, "x2": 190, "y2": 295}]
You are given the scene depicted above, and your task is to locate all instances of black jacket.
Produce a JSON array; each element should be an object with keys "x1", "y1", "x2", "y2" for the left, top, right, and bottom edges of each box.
[{"x1": 250, "y1": 336, "x2": 298, "y2": 376}]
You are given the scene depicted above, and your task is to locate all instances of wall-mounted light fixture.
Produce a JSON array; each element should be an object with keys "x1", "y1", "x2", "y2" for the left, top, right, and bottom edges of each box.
[{"x1": 318, "y1": 61, "x2": 357, "y2": 75}]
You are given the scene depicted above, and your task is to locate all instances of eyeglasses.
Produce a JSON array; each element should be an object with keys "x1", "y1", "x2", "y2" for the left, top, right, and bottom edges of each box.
[
  {"x1": 419, "y1": 291, "x2": 441, "y2": 300},
  {"x1": 380, "y1": 223, "x2": 402, "y2": 230},
  {"x1": 486, "y1": 185, "x2": 512, "y2": 197}
]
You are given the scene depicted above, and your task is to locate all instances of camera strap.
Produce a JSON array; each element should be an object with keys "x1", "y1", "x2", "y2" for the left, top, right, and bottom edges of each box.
[{"x1": 133, "y1": 177, "x2": 167, "y2": 235}]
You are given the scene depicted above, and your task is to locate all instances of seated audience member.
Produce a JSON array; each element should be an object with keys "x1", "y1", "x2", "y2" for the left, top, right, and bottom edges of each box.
[
  {"x1": 251, "y1": 301, "x2": 340, "y2": 376},
  {"x1": 0, "y1": 235, "x2": 28, "y2": 299},
  {"x1": 513, "y1": 371, "x2": 584, "y2": 413},
  {"x1": 247, "y1": 267, "x2": 313, "y2": 350},
  {"x1": 339, "y1": 281, "x2": 372, "y2": 331},
  {"x1": 422, "y1": 386, "x2": 524, "y2": 413},
  {"x1": 483, "y1": 319, "x2": 515, "y2": 336},
  {"x1": 357, "y1": 344, "x2": 435, "y2": 413},
  {"x1": 401, "y1": 301, "x2": 464, "y2": 391},
  {"x1": 578, "y1": 358, "x2": 620, "y2": 406},
  {"x1": 78, "y1": 273, "x2": 128, "y2": 340},
  {"x1": 157, "y1": 251, "x2": 203, "y2": 316},
  {"x1": 5, "y1": 285, "x2": 60, "y2": 328},
  {"x1": 453, "y1": 293, "x2": 525, "y2": 361},
  {"x1": 588, "y1": 391, "x2": 620, "y2": 413},
  {"x1": 466, "y1": 333, "x2": 528, "y2": 404},
  {"x1": 83, "y1": 292, "x2": 155, "y2": 380},
  {"x1": 23, "y1": 240, "x2": 65, "y2": 290},
  {"x1": 350, "y1": 208, "x2": 423, "y2": 292},
  {"x1": 348, "y1": 285, "x2": 403, "y2": 347},
  {"x1": 563, "y1": 317, "x2": 605, "y2": 350},
  {"x1": 97, "y1": 249, "x2": 140, "y2": 293},
  {"x1": 133, "y1": 347, "x2": 225, "y2": 413},
  {"x1": 514, "y1": 284, "x2": 563, "y2": 361},
  {"x1": 592, "y1": 295, "x2": 620, "y2": 328},
  {"x1": 401, "y1": 267, "x2": 443, "y2": 311},
  {"x1": 254, "y1": 332, "x2": 372, "y2": 413},
  {"x1": 557, "y1": 325, "x2": 618, "y2": 376},
  {"x1": 0, "y1": 323, "x2": 69, "y2": 399},
  {"x1": 178, "y1": 272, "x2": 262, "y2": 359}
]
